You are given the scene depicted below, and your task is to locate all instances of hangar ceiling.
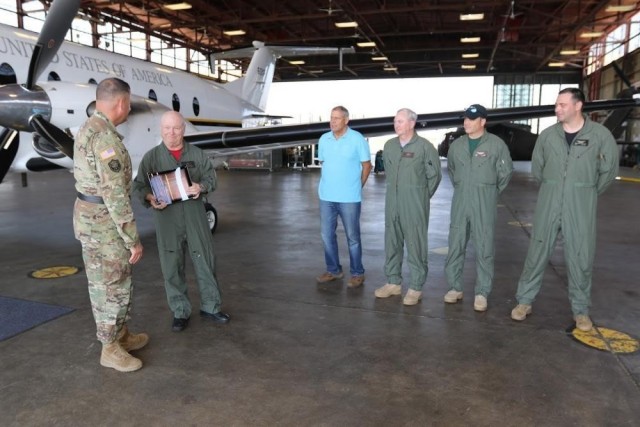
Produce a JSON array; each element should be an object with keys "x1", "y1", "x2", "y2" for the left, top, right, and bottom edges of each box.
[{"x1": 75, "y1": 0, "x2": 640, "y2": 81}]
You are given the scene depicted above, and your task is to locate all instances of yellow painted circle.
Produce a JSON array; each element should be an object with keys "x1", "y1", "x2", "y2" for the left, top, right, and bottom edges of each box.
[
  {"x1": 572, "y1": 326, "x2": 640, "y2": 354},
  {"x1": 29, "y1": 266, "x2": 80, "y2": 279},
  {"x1": 508, "y1": 220, "x2": 532, "y2": 228}
]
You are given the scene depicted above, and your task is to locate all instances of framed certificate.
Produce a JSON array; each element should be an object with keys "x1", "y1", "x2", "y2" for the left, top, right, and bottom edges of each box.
[{"x1": 148, "y1": 166, "x2": 193, "y2": 205}]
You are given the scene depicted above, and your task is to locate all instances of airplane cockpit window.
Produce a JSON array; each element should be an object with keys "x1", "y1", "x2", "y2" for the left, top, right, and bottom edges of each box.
[
  {"x1": 193, "y1": 97, "x2": 200, "y2": 116},
  {"x1": 47, "y1": 72, "x2": 60, "y2": 81},
  {"x1": 172, "y1": 93, "x2": 180, "y2": 112},
  {"x1": 148, "y1": 89, "x2": 157, "y2": 101},
  {"x1": 0, "y1": 63, "x2": 16, "y2": 85},
  {"x1": 88, "y1": 78, "x2": 97, "y2": 85}
]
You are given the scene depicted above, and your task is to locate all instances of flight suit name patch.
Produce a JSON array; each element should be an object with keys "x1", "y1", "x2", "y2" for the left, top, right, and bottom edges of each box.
[
  {"x1": 401, "y1": 152, "x2": 415, "y2": 158},
  {"x1": 108, "y1": 159, "x2": 122, "y2": 172},
  {"x1": 574, "y1": 139, "x2": 589, "y2": 146},
  {"x1": 181, "y1": 161, "x2": 195, "y2": 168},
  {"x1": 475, "y1": 151, "x2": 488, "y2": 157}
]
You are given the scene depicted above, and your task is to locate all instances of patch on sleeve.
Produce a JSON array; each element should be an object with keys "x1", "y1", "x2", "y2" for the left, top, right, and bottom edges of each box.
[
  {"x1": 108, "y1": 159, "x2": 122, "y2": 172},
  {"x1": 100, "y1": 147, "x2": 116, "y2": 160}
]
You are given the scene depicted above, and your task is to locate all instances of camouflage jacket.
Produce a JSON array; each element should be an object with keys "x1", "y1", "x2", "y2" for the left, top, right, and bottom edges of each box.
[{"x1": 73, "y1": 111, "x2": 139, "y2": 249}]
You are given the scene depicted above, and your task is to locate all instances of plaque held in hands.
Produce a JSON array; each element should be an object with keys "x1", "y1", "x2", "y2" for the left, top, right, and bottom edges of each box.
[{"x1": 148, "y1": 166, "x2": 193, "y2": 205}]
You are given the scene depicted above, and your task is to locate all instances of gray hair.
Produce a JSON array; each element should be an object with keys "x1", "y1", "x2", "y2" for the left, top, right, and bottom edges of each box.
[
  {"x1": 397, "y1": 108, "x2": 417, "y2": 122},
  {"x1": 332, "y1": 105, "x2": 350, "y2": 119}
]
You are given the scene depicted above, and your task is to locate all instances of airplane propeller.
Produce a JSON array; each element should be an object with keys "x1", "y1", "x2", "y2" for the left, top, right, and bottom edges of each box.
[{"x1": 0, "y1": 0, "x2": 81, "y2": 182}]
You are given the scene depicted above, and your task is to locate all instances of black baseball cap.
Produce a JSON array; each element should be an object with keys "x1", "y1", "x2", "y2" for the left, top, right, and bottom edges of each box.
[{"x1": 464, "y1": 104, "x2": 488, "y2": 119}]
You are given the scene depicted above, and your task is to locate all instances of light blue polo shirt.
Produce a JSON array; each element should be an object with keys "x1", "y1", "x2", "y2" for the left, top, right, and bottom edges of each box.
[{"x1": 318, "y1": 127, "x2": 371, "y2": 202}]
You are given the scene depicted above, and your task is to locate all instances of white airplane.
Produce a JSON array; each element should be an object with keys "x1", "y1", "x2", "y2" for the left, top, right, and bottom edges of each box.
[{"x1": 1, "y1": 0, "x2": 637, "y2": 232}]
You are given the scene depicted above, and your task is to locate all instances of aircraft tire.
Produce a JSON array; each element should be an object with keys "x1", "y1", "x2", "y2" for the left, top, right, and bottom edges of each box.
[{"x1": 204, "y1": 202, "x2": 218, "y2": 234}]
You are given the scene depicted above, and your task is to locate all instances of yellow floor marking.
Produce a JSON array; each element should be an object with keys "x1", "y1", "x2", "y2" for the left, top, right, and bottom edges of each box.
[
  {"x1": 29, "y1": 266, "x2": 80, "y2": 279},
  {"x1": 572, "y1": 326, "x2": 639, "y2": 354},
  {"x1": 431, "y1": 246, "x2": 449, "y2": 255},
  {"x1": 508, "y1": 220, "x2": 532, "y2": 228},
  {"x1": 616, "y1": 176, "x2": 640, "y2": 183}
]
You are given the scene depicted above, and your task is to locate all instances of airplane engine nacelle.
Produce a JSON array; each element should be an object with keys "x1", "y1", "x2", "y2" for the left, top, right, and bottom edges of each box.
[{"x1": 39, "y1": 82, "x2": 97, "y2": 130}]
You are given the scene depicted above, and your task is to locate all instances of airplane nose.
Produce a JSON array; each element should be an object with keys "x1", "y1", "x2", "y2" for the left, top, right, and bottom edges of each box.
[{"x1": 0, "y1": 84, "x2": 51, "y2": 131}]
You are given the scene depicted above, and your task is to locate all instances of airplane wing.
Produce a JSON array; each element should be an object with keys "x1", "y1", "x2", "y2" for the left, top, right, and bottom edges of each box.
[{"x1": 184, "y1": 97, "x2": 640, "y2": 156}]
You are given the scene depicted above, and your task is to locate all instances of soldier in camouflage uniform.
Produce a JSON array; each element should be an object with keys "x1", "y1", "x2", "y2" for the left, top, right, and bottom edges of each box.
[{"x1": 73, "y1": 77, "x2": 147, "y2": 372}]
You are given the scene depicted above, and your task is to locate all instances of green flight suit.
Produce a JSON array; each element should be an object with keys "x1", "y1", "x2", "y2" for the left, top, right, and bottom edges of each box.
[
  {"x1": 445, "y1": 132, "x2": 513, "y2": 297},
  {"x1": 73, "y1": 112, "x2": 140, "y2": 344},
  {"x1": 383, "y1": 134, "x2": 442, "y2": 290},
  {"x1": 515, "y1": 115, "x2": 618, "y2": 315},
  {"x1": 133, "y1": 143, "x2": 221, "y2": 319}
]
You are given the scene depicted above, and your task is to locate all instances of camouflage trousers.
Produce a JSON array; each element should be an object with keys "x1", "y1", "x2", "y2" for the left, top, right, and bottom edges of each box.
[{"x1": 74, "y1": 201, "x2": 133, "y2": 344}]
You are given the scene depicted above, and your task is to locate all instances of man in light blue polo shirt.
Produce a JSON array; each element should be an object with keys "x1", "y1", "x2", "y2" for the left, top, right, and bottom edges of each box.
[{"x1": 316, "y1": 106, "x2": 372, "y2": 288}]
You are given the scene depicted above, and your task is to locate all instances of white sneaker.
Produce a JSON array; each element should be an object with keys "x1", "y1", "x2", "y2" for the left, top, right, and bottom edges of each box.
[
  {"x1": 444, "y1": 290, "x2": 463, "y2": 304},
  {"x1": 574, "y1": 315, "x2": 593, "y2": 332},
  {"x1": 375, "y1": 283, "x2": 401, "y2": 298},
  {"x1": 474, "y1": 295, "x2": 488, "y2": 312},
  {"x1": 403, "y1": 289, "x2": 422, "y2": 306}
]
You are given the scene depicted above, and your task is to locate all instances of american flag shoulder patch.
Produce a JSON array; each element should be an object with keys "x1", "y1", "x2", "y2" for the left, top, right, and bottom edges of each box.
[{"x1": 100, "y1": 147, "x2": 116, "y2": 160}]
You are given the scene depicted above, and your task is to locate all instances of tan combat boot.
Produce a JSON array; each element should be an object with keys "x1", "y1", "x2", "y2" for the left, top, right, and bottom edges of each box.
[
  {"x1": 100, "y1": 341, "x2": 143, "y2": 372},
  {"x1": 117, "y1": 325, "x2": 149, "y2": 352}
]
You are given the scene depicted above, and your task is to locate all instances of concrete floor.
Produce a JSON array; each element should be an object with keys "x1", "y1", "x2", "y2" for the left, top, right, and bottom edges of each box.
[{"x1": 1, "y1": 161, "x2": 639, "y2": 426}]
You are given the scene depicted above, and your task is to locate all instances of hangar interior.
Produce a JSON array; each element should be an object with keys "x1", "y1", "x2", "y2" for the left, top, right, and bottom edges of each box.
[{"x1": 1, "y1": 1, "x2": 640, "y2": 425}]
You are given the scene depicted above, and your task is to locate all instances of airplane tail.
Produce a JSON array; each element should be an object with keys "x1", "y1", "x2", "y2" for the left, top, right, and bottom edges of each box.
[{"x1": 211, "y1": 42, "x2": 354, "y2": 112}]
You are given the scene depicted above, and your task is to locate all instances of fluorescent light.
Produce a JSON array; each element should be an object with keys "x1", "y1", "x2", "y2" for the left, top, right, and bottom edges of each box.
[
  {"x1": 335, "y1": 21, "x2": 358, "y2": 28},
  {"x1": 309, "y1": 70, "x2": 324, "y2": 74},
  {"x1": 384, "y1": 66, "x2": 397, "y2": 71},
  {"x1": 560, "y1": 49, "x2": 580, "y2": 55},
  {"x1": 462, "y1": 53, "x2": 479, "y2": 58},
  {"x1": 371, "y1": 56, "x2": 388, "y2": 61},
  {"x1": 164, "y1": 2, "x2": 192, "y2": 10},
  {"x1": 580, "y1": 31, "x2": 603, "y2": 38},
  {"x1": 461, "y1": 64, "x2": 476, "y2": 70},
  {"x1": 357, "y1": 41, "x2": 376, "y2": 48},
  {"x1": 461, "y1": 36, "x2": 481, "y2": 43},
  {"x1": 548, "y1": 62, "x2": 566, "y2": 67},
  {"x1": 289, "y1": 60, "x2": 305, "y2": 65},
  {"x1": 223, "y1": 29, "x2": 246, "y2": 36},
  {"x1": 606, "y1": 5, "x2": 635, "y2": 12},
  {"x1": 460, "y1": 13, "x2": 484, "y2": 21}
]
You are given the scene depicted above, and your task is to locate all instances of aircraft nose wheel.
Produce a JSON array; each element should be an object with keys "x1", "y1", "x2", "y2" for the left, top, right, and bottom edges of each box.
[{"x1": 204, "y1": 202, "x2": 218, "y2": 234}]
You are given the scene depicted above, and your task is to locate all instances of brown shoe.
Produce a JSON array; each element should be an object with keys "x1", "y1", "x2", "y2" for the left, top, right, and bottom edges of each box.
[
  {"x1": 117, "y1": 325, "x2": 149, "y2": 352},
  {"x1": 348, "y1": 275, "x2": 365, "y2": 288},
  {"x1": 100, "y1": 341, "x2": 142, "y2": 372},
  {"x1": 316, "y1": 271, "x2": 344, "y2": 283}
]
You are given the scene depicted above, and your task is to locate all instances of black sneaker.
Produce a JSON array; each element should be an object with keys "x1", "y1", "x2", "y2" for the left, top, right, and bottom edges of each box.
[{"x1": 172, "y1": 317, "x2": 189, "y2": 332}]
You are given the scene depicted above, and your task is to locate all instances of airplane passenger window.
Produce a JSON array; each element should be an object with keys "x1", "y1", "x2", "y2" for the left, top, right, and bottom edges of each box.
[
  {"x1": 172, "y1": 93, "x2": 180, "y2": 112},
  {"x1": 148, "y1": 89, "x2": 157, "y2": 101},
  {"x1": 0, "y1": 63, "x2": 16, "y2": 85},
  {"x1": 193, "y1": 97, "x2": 200, "y2": 116},
  {"x1": 88, "y1": 78, "x2": 97, "y2": 85},
  {"x1": 48, "y1": 72, "x2": 60, "y2": 81}
]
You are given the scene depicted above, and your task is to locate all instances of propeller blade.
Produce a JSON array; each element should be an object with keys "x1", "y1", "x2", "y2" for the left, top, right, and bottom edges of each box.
[
  {"x1": 26, "y1": 0, "x2": 82, "y2": 90},
  {"x1": 0, "y1": 128, "x2": 19, "y2": 183},
  {"x1": 30, "y1": 115, "x2": 74, "y2": 159},
  {"x1": 611, "y1": 61, "x2": 634, "y2": 90}
]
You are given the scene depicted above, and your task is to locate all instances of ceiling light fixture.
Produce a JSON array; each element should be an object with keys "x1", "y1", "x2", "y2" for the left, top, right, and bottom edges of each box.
[
  {"x1": 461, "y1": 36, "x2": 481, "y2": 43},
  {"x1": 289, "y1": 60, "x2": 305, "y2": 65},
  {"x1": 357, "y1": 41, "x2": 376, "y2": 48},
  {"x1": 461, "y1": 64, "x2": 476, "y2": 70},
  {"x1": 460, "y1": 13, "x2": 484, "y2": 21},
  {"x1": 580, "y1": 31, "x2": 603, "y2": 38},
  {"x1": 462, "y1": 53, "x2": 479, "y2": 58},
  {"x1": 223, "y1": 29, "x2": 246, "y2": 36},
  {"x1": 548, "y1": 62, "x2": 566, "y2": 67},
  {"x1": 560, "y1": 49, "x2": 580, "y2": 55},
  {"x1": 309, "y1": 70, "x2": 324, "y2": 74},
  {"x1": 372, "y1": 56, "x2": 388, "y2": 61},
  {"x1": 606, "y1": 5, "x2": 635, "y2": 12},
  {"x1": 335, "y1": 21, "x2": 358, "y2": 28},
  {"x1": 164, "y1": 2, "x2": 192, "y2": 10},
  {"x1": 384, "y1": 66, "x2": 397, "y2": 71}
]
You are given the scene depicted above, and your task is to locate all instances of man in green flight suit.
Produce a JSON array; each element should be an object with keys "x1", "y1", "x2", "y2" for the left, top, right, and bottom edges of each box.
[
  {"x1": 134, "y1": 111, "x2": 229, "y2": 332},
  {"x1": 375, "y1": 108, "x2": 442, "y2": 305},
  {"x1": 73, "y1": 77, "x2": 147, "y2": 373},
  {"x1": 511, "y1": 88, "x2": 618, "y2": 331},
  {"x1": 443, "y1": 104, "x2": 513, "y2": 312}
]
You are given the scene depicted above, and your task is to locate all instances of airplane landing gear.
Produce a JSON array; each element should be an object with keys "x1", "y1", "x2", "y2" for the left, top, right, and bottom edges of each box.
[{"x1": 204, "y1": 202, "x2": 218, "y2": 234}]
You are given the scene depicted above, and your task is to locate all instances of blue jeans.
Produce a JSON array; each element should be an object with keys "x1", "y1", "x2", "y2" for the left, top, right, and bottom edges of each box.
[{"x1": 320, "y1": 200, "x2": 364, "y2": 276}]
